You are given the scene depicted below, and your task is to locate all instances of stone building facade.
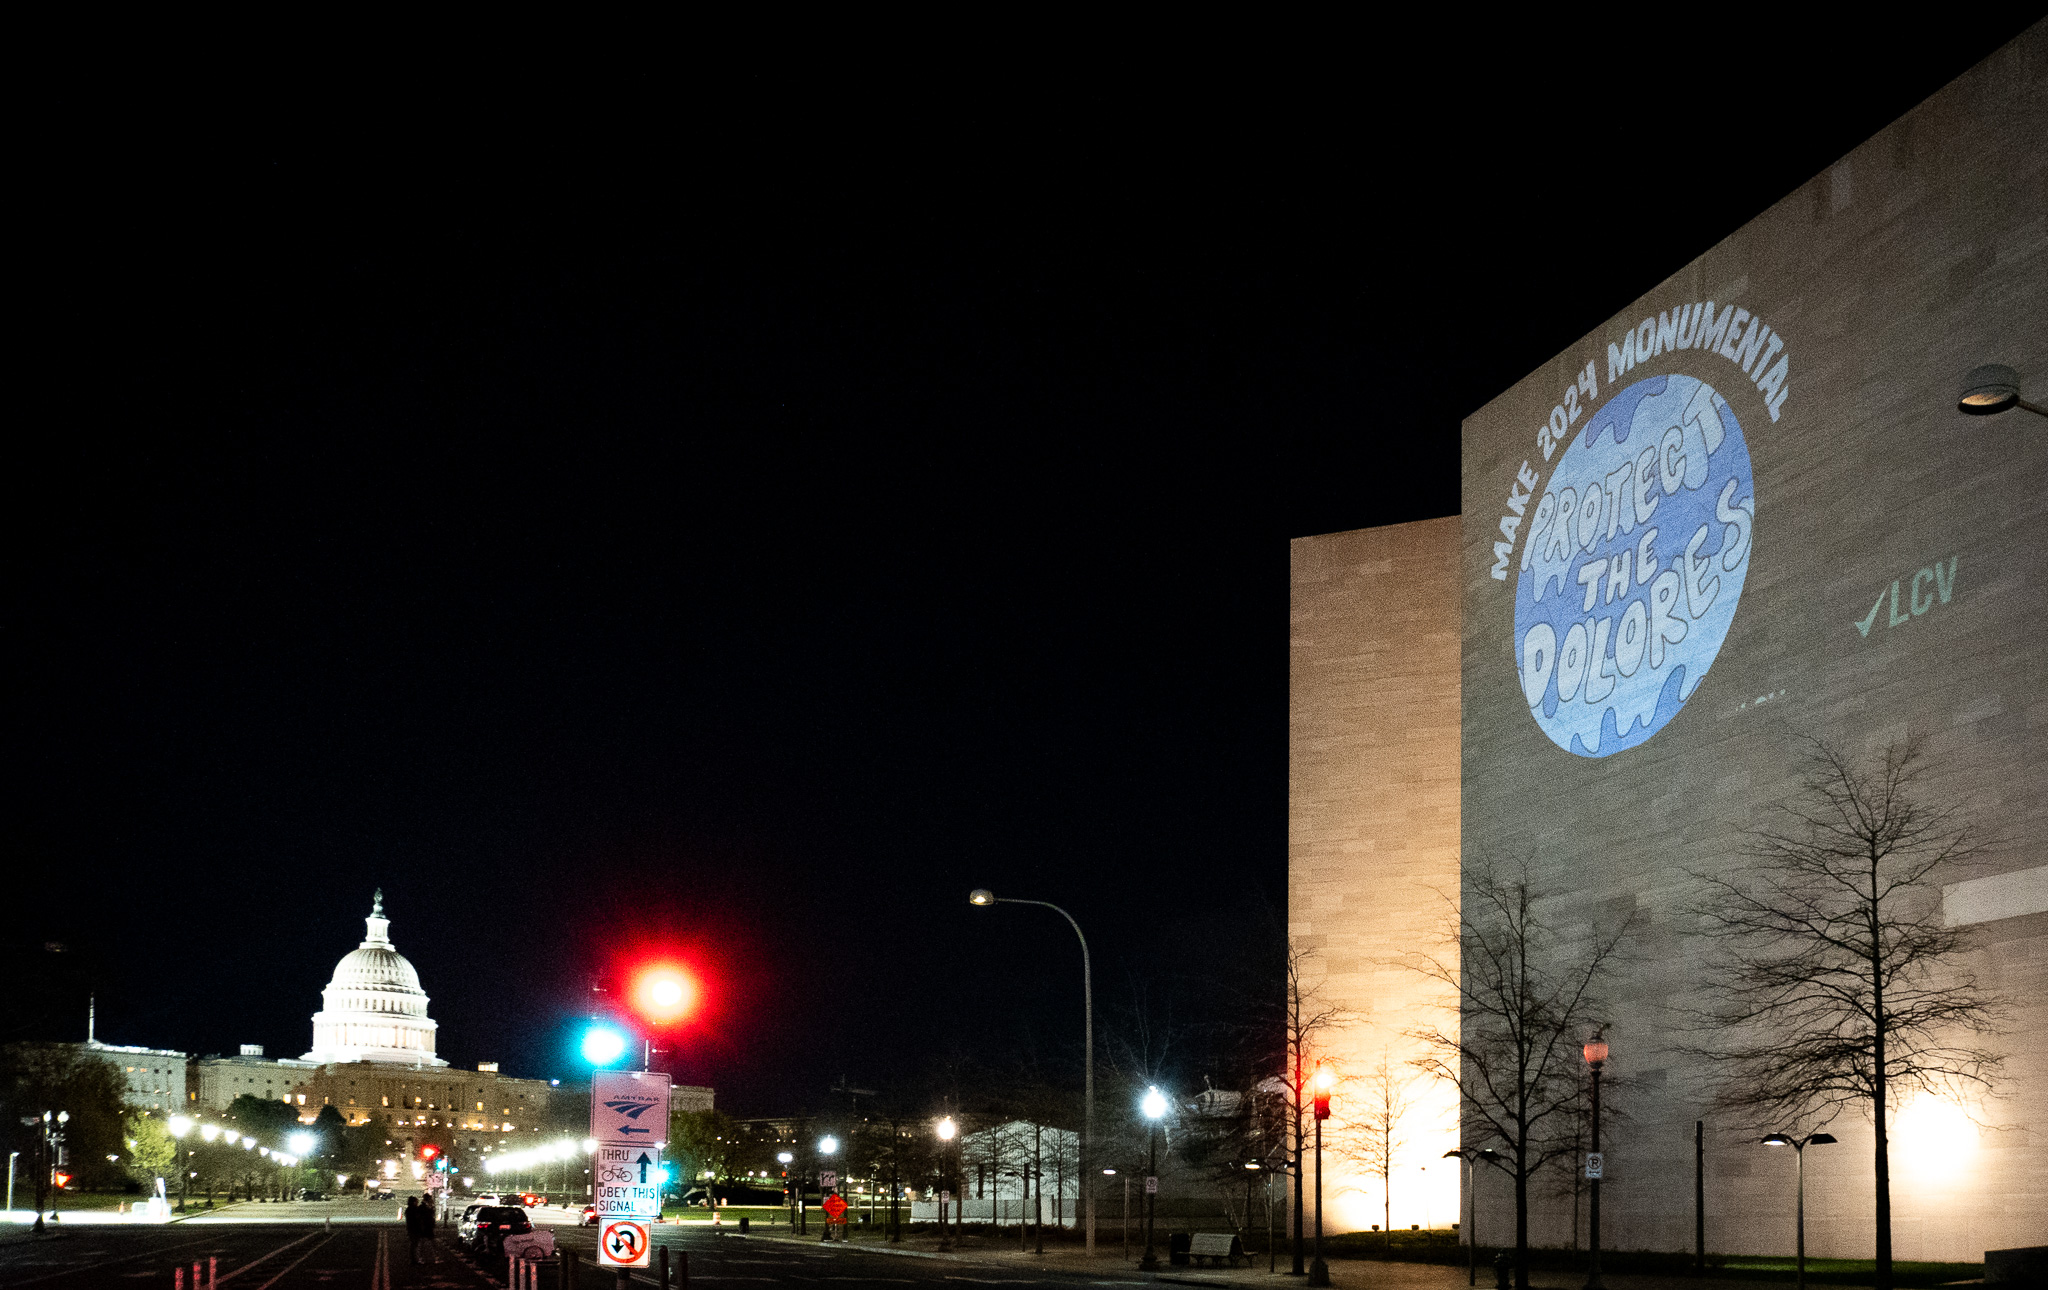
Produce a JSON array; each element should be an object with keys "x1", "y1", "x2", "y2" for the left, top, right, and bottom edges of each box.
[{"x1": 1291, "y1": 22, "x2": 2046, "y2": 1261}]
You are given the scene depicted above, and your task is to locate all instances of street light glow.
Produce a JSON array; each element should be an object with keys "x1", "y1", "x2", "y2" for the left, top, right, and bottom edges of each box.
[
  {"x1": 1141, "y1": 1087, "x2": 1168, "y2": 1120},
  {"x1": 289, "y1": 1132, "x2": 317, "y2": 1156},
  {"x1": 819, "y1": 1136, "x2": 839, "y2": 1155},
  {"x1": 167, "y1": 1116, "x2": 193, "y2": 1138},
  {"x1": 968, "y1": 889, "x2": 995, "y2": 905},
  {"x1": 936, "y1": 1117, "x2": 957, "y2": 1141},
  {"x1": 200, "y1": 1124, "x2": 221, "y2": 1143}
]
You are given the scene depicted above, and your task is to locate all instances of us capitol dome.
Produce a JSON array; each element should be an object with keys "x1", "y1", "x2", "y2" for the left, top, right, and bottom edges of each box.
[{"x1": 300, "y1": 889, "x2": 447, "y2": 1067}]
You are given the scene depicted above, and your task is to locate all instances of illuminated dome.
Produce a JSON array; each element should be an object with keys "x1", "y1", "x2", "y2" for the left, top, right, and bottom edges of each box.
[{"x1": 301, "y1": 890, "x2": 446, "y2": 1066}]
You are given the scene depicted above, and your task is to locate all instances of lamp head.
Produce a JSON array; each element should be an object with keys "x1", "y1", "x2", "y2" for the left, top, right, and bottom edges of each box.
[
  {"x1": 936, "y1": 1116, "x2": 957, "y2": 1141},
  {"x1": 777, "y1": 1151, "x2": 794, "y2": 1164},
  {"x1": 167, "y1": 1115, "x2": 193, "y2": 1139},
  {"x1": 1583, "y1": 1032, "x2": 1609, "y2": 1067},
  {"x1": 1141, "y1": 1087, "x2": 1169, "y2": 1120},
  {"x1": 1808, "y1": 1132, "x2": 1838, "y2": 1146},
  {"x1": 819, "y1": 1136, "x2": 839, "y2": 1155},
  {"x1": 968, "y1": 889, "x2": 994, "y2": 906},
  {"x1": 1760, "y1": 1133, "x2": 1793, "y2": 1147},
  {"x1": 1959, "y1": 363, "x2": 2022, "y2": 415}
]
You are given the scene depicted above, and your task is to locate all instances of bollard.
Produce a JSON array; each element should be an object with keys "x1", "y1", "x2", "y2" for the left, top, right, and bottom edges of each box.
[
  {"x1": 678, "y1": 1249, "x2": 688, "y2": 1290},
  {"x1": 1492, "y1": 1249, "x2": 1513, "y2": 1290},
  {"x1": 659, "y1": 1246, "x2": 670, "y2": 1289},
  {"x1": 738, "y1": 1216, "x2": 749, "y2": 1234}
]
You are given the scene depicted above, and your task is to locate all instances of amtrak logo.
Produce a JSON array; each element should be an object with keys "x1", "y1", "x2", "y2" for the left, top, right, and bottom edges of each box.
[{"x1": 1513, "y1": 373, "x2": 1755, "y2": 756}]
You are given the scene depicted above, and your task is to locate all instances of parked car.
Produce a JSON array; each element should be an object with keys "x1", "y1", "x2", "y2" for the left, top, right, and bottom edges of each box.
[
  {"x1": 296, "y1": 1189, "x2": 327, "y2": 1202},
  {"x1": 580, "y1": 1204, "x2": 597, "y2": 1226},
  {"x1": 459, "y1": 1205, "x2": 534, "y2": 1255}
]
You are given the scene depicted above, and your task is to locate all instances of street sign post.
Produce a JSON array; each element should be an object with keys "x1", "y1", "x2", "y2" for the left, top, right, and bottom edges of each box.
[
  {"x1": 819, "y1": 1170, "x2": 838, "y2": 1190},
  {"x1": 1585, "y1": 1151, "x2": 1605, "y2": 1179},
  {"x1": 592, "y1": 1069, "x2": 672, "y2": 1227}
]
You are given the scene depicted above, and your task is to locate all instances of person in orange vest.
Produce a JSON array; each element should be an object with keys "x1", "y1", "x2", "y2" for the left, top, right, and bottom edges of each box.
[{"x1": 821, "y1": 1189, "x2": 848, "y2": 1242}]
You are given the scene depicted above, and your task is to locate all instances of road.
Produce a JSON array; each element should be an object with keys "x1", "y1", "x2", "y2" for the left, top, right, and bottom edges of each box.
[{"x1": 0, "y1": 1198, "x2": 1165, "y2": 1289}]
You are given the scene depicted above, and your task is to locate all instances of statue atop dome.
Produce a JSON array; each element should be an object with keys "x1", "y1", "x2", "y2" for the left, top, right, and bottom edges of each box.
[{"x1": 300, "y1": 889, "x2": 446, "y2": 1067}]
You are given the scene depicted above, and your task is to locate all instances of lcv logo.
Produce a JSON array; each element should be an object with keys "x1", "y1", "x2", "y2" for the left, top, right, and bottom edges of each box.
[{"x1": 1856, "y1": 557, "x2": 1958, "y2": 638}]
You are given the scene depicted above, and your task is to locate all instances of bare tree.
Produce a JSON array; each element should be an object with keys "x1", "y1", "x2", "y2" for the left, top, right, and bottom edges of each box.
[
  {"x1": 1686, "y1": 738, "x2": 2006, "y2": 1290},
  {"x1": 1407, "y1": 860, "x2": 1633, "y2": 1290},
  {"x1": 1336, "y1": 1051, "x2": 1415, "y2": 1249}
]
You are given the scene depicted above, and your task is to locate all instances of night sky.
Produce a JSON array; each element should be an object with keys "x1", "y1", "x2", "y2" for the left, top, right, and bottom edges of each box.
[{"x1": 8, "y1": 23, "x2": 2032, "y2": 1116}]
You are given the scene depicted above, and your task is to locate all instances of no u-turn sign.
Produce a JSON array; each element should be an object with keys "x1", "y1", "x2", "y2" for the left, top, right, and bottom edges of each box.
[{"x1": 599, "y1": 1219, "x2": 651, "y2": 1268}]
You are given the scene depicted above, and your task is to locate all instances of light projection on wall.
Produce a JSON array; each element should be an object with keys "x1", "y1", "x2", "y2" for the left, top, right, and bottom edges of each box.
[{"x1": 1514, "y1": 374, "x2": 1755, "y2": 756}]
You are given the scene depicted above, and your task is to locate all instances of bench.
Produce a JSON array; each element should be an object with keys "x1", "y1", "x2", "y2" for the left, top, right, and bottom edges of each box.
[{"x1": 1187, "y1": 1232, "x2": 1246, "y2": 1267}]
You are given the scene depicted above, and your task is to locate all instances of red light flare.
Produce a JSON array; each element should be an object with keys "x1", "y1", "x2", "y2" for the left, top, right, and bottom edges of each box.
[{"x1": 631, "y1": 962, "x2": 700, "y2": 1026}]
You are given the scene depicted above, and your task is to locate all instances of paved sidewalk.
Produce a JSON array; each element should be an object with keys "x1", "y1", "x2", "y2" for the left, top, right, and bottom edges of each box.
[{"x1": 735, "y1": 1234, "x2": 1887, "y2": 1290}]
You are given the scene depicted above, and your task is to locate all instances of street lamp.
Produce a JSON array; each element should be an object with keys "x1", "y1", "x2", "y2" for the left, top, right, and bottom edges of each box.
[
  {"x1": 1445, "y1": 1148, "x2": 1505, "y2": 1286},
  {"x1": 1583, "y1": 1033, "x2": 1609, "y2": 1290},
  {"x1": 1958, "y1": 364, "x2": 2046, "y2": 419},
  {"x1": 934, "y1": 1119, "x2": 957, "y2": 1251},
  {"x1": 1761, "y1": 1132, "x2": 1837, "y2": 1290},
  {"x1": 167, "y1": 1116, "x2": 193, "y2": 1214},
  {"x1": 1138, "y1": 1087, "x2": 1167, "y2": 1271},
  {"x1": 1309, "y1": 1067, "x2": 1333, "y2": 1287},
  {"x1": 969, "y1": 888, "x2": 1097, "y2": 1254}
]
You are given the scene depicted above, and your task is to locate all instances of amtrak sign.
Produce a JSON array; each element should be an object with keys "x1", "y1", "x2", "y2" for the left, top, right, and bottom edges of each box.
[{"x1": 591, "y1": 1070, "x2": 670, "y2": 1143}]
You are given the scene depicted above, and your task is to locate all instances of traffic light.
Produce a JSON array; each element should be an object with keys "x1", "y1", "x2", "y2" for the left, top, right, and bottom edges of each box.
[
  {"x1": 1312, "y1": 1065, "x2": 1333, "y2": 1121},
  {"x1": 631, "y1": 964, "x2": 698, "y2": 1025},
  {"x1": 581, "y1": 1024, "x2": 629, "y2": 1066},
  {"x1": 421, "y1": 1144, "x2": 441, "y2": 1164},
  {"x1": 53, "y1": 1172, "x2": 72, "y2": 1189}
]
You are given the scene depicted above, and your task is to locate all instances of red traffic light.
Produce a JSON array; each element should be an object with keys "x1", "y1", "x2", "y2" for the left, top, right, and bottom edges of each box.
[
  {"x1": 1313, "y1": 1094, "x2": 1332, "y2": 1121},
  {"x1": 54, "y1": 1171, "x2": 72, "y2": 1188},
  {"x1": 631, "y1": 964, "x2": 698, "y2": 1025},
  {"x1": 420, "y1": 1144, "x2": 441, "y2": 1161}
]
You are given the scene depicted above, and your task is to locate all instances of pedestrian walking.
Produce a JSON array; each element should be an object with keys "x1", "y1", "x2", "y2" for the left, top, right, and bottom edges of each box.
[{"x1": 405, "y1": 1195, "x2": 438, "y2": 1264}]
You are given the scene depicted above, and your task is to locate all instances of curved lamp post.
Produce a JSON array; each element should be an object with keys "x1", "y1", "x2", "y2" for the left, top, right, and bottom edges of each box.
[
  {"x1": 1958, "y1": 364, "x2": 2046, "y2": 419},
  {"x1": 1445, "y1": 1147, "x2": 1505, "y2": 1286},
  {"x1": 969, "y1": 888, "x2": 1095, "y2": 1253},
  {"x1": 1762, "y1": 1132, "x2": 1836, "y2": 1290}
]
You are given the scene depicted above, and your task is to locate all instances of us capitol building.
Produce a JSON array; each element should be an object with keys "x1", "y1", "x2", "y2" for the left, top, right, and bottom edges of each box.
[{"x1": 185, "y1": 891, "x2": 711, "y2": 1164}]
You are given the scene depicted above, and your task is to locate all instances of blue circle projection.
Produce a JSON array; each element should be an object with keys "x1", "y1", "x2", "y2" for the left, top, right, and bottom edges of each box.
[{"x1": 1513, "y1": 374, "x2": 1755, "y2": 757}]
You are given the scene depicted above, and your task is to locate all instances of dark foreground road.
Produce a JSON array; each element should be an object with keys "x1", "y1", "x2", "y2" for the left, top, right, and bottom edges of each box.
[{"x1": 0, "y1": 1218, "x2": 1160, "y2": 1290}]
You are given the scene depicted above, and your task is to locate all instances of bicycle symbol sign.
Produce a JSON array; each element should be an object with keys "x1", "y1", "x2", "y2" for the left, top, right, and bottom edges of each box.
[
  {"x1": 600, "y1": 1219, "x2": 650, "y2": 1268},
  {"x1": 599, "y1": 1163, "x2": 635, "y2": 1184}
]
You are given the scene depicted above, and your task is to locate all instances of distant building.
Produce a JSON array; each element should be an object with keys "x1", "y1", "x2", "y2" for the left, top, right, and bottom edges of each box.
[
  {"x1": 190, "y1": 1044, "x2": 312, "y2": 1111},
  {"x1": 65, "y1": 997, "x2": 189, "y2": 1113}
]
